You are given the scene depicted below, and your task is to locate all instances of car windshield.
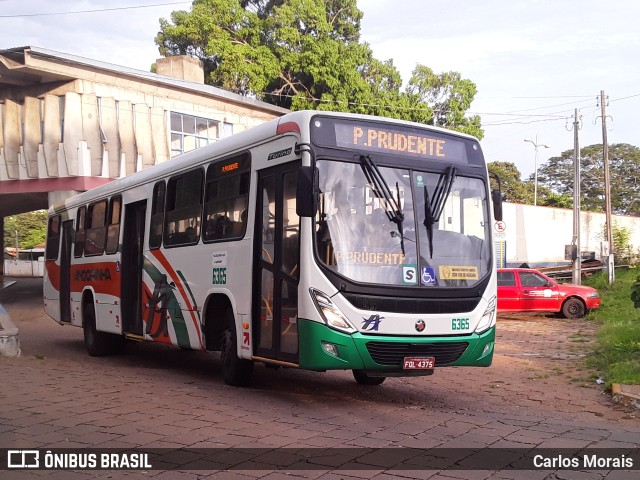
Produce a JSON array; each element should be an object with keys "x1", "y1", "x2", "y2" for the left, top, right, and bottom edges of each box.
[{"x1": 315, "y1": 159, "x2": 492, "y2": 288}]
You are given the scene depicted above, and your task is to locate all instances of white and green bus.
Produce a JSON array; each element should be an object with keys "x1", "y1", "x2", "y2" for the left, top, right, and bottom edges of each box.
[{"x1": 44, "y1": 110, "x2": 503, "y2": 386}]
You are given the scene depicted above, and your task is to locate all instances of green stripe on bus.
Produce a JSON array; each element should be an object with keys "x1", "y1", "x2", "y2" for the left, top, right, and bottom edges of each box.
[
  {"x1": 142, "y1": 255, "x2": 191, "y2": 348},
  {"x1": 177, "y1": 270, "x2": 200, "y2": 323}
]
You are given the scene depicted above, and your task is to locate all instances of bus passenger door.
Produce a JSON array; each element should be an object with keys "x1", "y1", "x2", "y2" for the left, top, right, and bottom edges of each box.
[
  {"x1": 59, "y1": 220, "x2": 74, "y2": 323},
  {"x1": 253, "y1": 163, "x2": 301, "y2": 364},
  {"x1": 121, "y1": 200, "x2": 146, "y2": 336}
]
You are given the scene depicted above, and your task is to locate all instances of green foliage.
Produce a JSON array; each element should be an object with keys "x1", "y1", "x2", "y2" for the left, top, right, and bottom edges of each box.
[
  {"x1": 487, "y1": 161, "x2": 575, "y2": 207},
  {"x1": 405, "y1": 66, "x2": 483, "y2": 138},
  {"x1": 585, "y1": 268, "x2": 640, "y2": 387},
  {"x1": 155, "y1": 0, "x2": 483, "y2": 137},
  {"x1": 536, "y1": 143, "x2": 640, "y2": 216},
  {"x1": 611, "y1": 224, "x2": 634, "y2": 265},
  {"x1": 487, "y1": 161, "x2": 534, "y2": 203},
  {"x1": 3, "y1": 211, "x2": 48, "y2": 250},
  {"x1": 539, "y1": 192, "x2": 573, "y2": 208}
]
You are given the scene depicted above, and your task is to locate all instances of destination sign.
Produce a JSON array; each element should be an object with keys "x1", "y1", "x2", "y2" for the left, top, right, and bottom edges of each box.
[
  {"x1": 334, "y1": 123, "x2": 467, "y2": 161},
  {"x1": 208, "y1": 153, "x2": 251, "y2": 180}
]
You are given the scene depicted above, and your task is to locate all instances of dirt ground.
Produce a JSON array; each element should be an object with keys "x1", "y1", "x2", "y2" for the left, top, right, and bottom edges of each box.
[
  {"x1": 2, "y1": 277, "x2": 638, "y2": 428},
  {"x1": 450, "y1": 312, "x2": 638, "y2": 421}
]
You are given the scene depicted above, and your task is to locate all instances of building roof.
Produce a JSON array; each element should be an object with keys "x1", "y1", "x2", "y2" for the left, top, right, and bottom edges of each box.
[{"x1": 0, "y1": 46, "x2": 289, "y2": 115}]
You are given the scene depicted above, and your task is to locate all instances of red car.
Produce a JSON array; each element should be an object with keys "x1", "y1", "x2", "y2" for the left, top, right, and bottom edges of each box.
[{"x1": 497, "y1": 268, "x2": 601, "y2": 319}]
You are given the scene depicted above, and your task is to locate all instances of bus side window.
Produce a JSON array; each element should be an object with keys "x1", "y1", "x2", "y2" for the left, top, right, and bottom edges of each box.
[
  {"x1": 204, "y1": 165, "x2": 249, "y2": 242},
  {"x1": 282, "y1": 170, "x2": 300, "y2": 279},
  {"x1": 45, "y1": 215, "x2": 61, "y2": 260},
  {"x1": 149, "y1": 182, "x2": 165, "y2": 249},
  {"x1": 105, "y1": 196, "x2": 122, "y2": 254},
  {"x1": 74, "y1": 206, "x2": 86, "y2": 258},
  {"x1": 85, "y1": 199, "x2": 108, "y2": 256},
  {"x1": 164, "y1": 169, "x2": 203, "y2": 247}
]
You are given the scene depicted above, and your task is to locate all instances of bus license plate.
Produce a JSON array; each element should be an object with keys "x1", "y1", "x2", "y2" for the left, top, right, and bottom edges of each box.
[{"x1": 403, "y1": 357, "x2": 435, "y2": 370}]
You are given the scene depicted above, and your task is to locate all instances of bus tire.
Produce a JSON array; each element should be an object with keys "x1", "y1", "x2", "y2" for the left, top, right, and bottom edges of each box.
[
  {"x1": 352, "y1": 369, "x2": 386, "y2": 386},
  {"x1": 220, "y1": 309, "x2": 253, "y2": 386},
  {"x1": 561, "y1": 298, "x2": 585, "y2": 319},
  {"x1": 83, "y1": 303, "x2": 114, "y2": 356}
]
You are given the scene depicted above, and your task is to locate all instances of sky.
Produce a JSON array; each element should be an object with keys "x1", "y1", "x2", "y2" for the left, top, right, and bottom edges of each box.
[{"x1": 1, "y1": 0, "x2": 639, "y2": 179}]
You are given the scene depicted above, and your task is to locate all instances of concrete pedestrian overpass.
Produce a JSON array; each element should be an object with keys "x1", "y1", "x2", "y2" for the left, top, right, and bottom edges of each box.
[{"x1": 0, "y1": 46, "x2": 287, "y2": 273}]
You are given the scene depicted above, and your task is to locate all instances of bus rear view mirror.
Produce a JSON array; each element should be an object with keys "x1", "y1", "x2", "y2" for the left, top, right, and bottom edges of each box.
[
  {"x1": 489, "y1": 172, "x2": 503, "y2": 221},
  {"x1": 296, "y1": 166, "x2": 318, "y2": 217},
  {"x1": 491, "y1": 190, "x2": 503, "y2": 221}
]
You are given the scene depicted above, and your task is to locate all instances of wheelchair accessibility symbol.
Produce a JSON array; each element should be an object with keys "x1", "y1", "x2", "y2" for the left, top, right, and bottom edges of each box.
[{"x1": 421, "y1": 267, "x2": 436, "y2": 286}]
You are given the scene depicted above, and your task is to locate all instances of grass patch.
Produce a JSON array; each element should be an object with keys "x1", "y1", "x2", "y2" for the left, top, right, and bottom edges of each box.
[{"x1": 585, "y1": 267, "x2": 640, "y2": 389}]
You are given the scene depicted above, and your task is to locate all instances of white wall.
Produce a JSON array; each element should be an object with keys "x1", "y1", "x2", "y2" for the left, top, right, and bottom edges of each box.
[
  {"x1": 3, "y1": 258, "x2": 44, "y2": 277},
  {"x1": 495, "y1": 203, "x2": 640, "y2": 266}
]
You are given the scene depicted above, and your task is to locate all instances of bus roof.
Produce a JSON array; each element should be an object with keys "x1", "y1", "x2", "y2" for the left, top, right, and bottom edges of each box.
[{"x1": 49, "y1": 110, "x2": 481, "y2": 214}]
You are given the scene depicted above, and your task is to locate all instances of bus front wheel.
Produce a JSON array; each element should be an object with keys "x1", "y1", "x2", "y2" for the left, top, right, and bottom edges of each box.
[
  {"x1": 220, "y1": 309, "x2": 253, "y2": 386},
  {"x1": 352, "y1": 369, "x2": 386, "y2": 386}
]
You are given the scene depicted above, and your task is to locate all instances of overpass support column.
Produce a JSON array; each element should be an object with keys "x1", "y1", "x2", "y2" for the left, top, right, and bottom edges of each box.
[{"x1": 48, "y1": 191, "x2": 82, "y2": 210}]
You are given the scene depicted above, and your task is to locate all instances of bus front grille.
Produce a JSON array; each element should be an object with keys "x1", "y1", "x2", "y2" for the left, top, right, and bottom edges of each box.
[
  {"x1": 365, "y1": 341, "x2": 469, "y2": 366},
  {"x1": 343, "y1": 294, "x2": 480, "y2": 314}
]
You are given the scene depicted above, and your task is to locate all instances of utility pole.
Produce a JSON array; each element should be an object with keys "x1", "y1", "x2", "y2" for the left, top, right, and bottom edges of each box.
[
  {"x1": 600, "y1": 90, "x2": 615, "y2": 284},
  {"x1": 572, "y1": 109, "x2": 581, "y2": 284}
]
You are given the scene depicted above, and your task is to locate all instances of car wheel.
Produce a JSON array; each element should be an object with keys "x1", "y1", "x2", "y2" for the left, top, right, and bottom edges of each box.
[
  {"x1": 220, "y1": 309, "x2": 253, "y2": 386},
  {"x1": 562, "y1": 298, "x2": 585, "y2": 319},
  {"x1": 352, "y1": 369, "x2": 386, "y2": 385}
]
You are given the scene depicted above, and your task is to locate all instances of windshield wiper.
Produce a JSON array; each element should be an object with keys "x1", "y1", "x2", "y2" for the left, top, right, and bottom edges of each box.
[
  {"x1": 423, "y1": 165, "x2": 457, "y2": 258},
  {"x1": 359, "y1": 155, "x2": 405, "y2": 254}
]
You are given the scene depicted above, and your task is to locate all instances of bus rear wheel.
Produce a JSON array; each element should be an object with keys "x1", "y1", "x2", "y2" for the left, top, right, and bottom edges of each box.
[
  {"x1": 220, "y1": 309, "x2": 253, "y2": 386},
  {"x1": 83, "y1": 303, "x2": 124, "y2": 356},
  {"x1": 352, "y1": 369, "x2": 386, "y2": 386}
]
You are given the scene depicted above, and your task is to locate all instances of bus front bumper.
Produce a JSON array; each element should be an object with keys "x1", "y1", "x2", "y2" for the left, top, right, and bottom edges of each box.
[{"x1": 298, "y1": 318, "x2": 495, "y2": 374}]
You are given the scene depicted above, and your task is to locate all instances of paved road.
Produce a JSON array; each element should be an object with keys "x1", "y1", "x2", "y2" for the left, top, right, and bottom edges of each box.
[{"x1": 1, "y1": 278, "x2": 639, "y2": 479}]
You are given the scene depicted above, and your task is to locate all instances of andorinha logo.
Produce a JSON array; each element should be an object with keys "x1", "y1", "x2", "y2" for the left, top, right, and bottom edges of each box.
[{"x1": 74, "y1": 268, "x2": 112, "y2": 282}]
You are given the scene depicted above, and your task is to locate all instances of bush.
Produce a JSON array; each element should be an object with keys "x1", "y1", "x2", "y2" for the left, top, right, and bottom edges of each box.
[{"x1": 585, "y1": 268, "x2": 640, "y2": 388}]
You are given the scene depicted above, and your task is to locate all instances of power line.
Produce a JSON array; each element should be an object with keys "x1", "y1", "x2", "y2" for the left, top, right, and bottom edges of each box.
[
  {"x1": 482, "y1": 117, "x2": 568, "y2": 127},
  {"x1": 476, "y1": 94, "x2": 593, "y2": 100},
  {"x1": 0, "y1": 1, "x2": 190, "y2": 18},
  {"x1": 502, "y1": 97, "x2": 596, "y2": 115},
  {"x1": 609, "y1": 92, "x2": 640, "y2": 103}
]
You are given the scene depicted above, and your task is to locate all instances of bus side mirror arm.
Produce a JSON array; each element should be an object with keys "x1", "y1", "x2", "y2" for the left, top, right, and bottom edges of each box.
[
  {"x1": 489, "y1": 172, "x2": 503, "y2": 221},
  {"x1": 295, "y1": 143, "x2": 318, "y2": 218}
]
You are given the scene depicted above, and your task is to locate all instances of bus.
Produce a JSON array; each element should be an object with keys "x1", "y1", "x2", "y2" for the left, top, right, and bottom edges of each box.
[{"x1": 44, "y1": 110, "x2": 503, "y2": 386}]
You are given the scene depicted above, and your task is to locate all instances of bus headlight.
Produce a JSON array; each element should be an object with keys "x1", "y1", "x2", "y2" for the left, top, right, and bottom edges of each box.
[
  {"x1": 309, "y1": 289, "x2": 356, "y2": 334},
  {"x1": 475, "y1": 296, "x2": 496, "y2": 334}
]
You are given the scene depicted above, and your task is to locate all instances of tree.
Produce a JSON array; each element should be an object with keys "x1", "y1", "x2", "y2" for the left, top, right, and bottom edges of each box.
[
  {"x1": 536, "y1": 143, "x2": 640, "y2": 216},
  {"x1": 487, "y1": 162, "x2": 534, "y2": 204},
  {"x1": 3, "y1": 211, "x2": 48, "y2": 250},
  {"x1": 156, "y1": 0, "x2": 482, "y2": 137},
  {"x1": 540, "y1": 192, "x2": 573, "y2": 209},
  {"x1": 405, "y1": 66, "x2": 482, "y2": 138}
]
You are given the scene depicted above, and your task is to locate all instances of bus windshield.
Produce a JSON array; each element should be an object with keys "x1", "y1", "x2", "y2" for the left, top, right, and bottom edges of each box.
[{"x1": 315, "y1": 159, "x2": 492, "y2": 288}]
